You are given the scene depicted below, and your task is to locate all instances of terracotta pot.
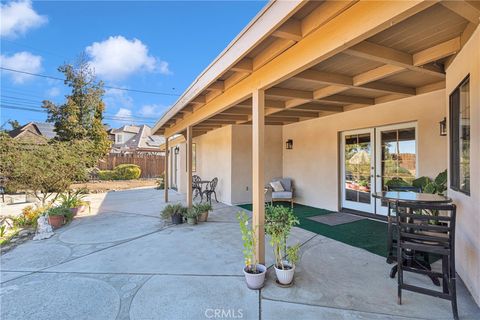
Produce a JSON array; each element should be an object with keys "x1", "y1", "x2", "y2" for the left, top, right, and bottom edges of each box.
[
  {"x1": 70, "y1": 207, "x2": 80, "y2": 216},
  {"x1": 243, "y1": 264, "x2": 266, "y2": 290},
  {"x1": 198, "y1": 211, "x2": 209, "y2": 222},
  {"x1": 48, "y1": 215, "x2": 64, "y2": 229}
]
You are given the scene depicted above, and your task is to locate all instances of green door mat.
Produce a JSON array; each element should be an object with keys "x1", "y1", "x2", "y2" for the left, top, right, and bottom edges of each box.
[{"x1": 237, "y1": 202, "x2": 388, "y2": 258}]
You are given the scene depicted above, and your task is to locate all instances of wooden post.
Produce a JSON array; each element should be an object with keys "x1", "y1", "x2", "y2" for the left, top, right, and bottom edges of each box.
[
  {"x1": 164, "y1": 137, "x2": 169, "y2": 202},
  {"x1": 252, "y1": 88, "x2": 265, "y2": 265},
  {"x1": 186, "y1": 126, "x2": 193, "y2": 208}
]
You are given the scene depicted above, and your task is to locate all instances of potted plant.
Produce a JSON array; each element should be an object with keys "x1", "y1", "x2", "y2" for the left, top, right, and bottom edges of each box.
[
  {"x1": 161, "y1": 203, "x2": 185, "y2": 225},
  {"x1": 184, "y1": 208, "x2": 199, "y2": 225},
  {"x1": 46, "y1": 206, "x2": 72, "y2": 229},
  {"x1": 265, "y1": 205, "x2": 300, "y2": 286},
  {"x1": 59, "y1": 189, "x2": 88, "y2": 216},
  {"x1": 275, "y1": 244, "x2": 301, "y2": 285},
  {"x1": 195, "y1": 203, "x2": 213, "y2": 222},
  {"x1": 237, "y1": 211, "x2": 266, "y2": 290}
]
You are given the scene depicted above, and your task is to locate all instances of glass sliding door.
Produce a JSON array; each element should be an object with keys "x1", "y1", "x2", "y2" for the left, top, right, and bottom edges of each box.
[
  {"x1": 341, "y1": 129, "x2": 375, "y2": 213},
  {"x1": 375, "y1": 123, "x2": 417, "y2": 215}
]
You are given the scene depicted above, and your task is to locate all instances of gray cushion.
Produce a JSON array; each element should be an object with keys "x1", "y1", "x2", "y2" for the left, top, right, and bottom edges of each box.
[
  {"x1": 273, "y1": 178, "x2": 292, "y2": 191},
  {"x1": 272, "y1": 191, "x2": 293, "y2": 199}
]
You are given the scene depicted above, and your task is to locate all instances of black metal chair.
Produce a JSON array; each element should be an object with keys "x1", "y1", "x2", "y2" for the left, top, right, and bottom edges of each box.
[
  {"x1": 396, "y1": 202, "x2": 458, "y2": 320},
  {"x1": 203, "y1": 177, "x2": 218, "y2": 204},
  {"x1": 192, "y1": 175, "x2": 202, "y2": 201},
  {"x1": 386, "y1": 186, "x2": 422, "y2": 265}
]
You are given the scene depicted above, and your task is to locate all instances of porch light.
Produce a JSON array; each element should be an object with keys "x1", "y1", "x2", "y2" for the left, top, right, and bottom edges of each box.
[
  {"x1": 439, "y1": 117, "x2": 447, "y2": 136},
  {"x1": 174, "y1": 146, "x2": 180, "y2": 154},
  {"x1": 286, "y1": 139, "x2": 293, "y2": 150}
]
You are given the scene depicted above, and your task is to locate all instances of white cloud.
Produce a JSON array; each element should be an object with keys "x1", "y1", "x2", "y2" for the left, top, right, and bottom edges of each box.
[
  {"x1": 0, "y1": 51, "x2": 42, "y2": 83},
  {"x1": 138, "y1": 104, "x2": 165, "y2": 118},
  {"x1": 46, "y1": 86, "x2": 61, "y2": 98},
  {"x1": 113, "y1": 108, "x2": 135, "y2": 123},
  {"x1": 1, "y1": 0, "x2": 47, "y2": 38},
  {"x1": 104, "y1": 88, "x2": 134, "y2": 111},
  {"x1": 86, "y1": 35, "x2": 170, "y2": 81}
]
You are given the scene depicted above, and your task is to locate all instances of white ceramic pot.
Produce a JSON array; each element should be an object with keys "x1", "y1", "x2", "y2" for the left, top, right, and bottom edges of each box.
[
  {"x1": 243, "y1": 264, "x2": 266, "y2": 290},
  {"x1": 274, "y1": 263, "x2": 295, "y2": 285}
]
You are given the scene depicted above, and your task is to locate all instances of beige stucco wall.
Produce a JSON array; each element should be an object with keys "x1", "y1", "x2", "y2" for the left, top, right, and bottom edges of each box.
[
  {"x1": 445, "y1": 26, "x2": 480, "y2": 305},
  {"x1": 282, "y1": 90, "x2": 447, "y2": 211}
]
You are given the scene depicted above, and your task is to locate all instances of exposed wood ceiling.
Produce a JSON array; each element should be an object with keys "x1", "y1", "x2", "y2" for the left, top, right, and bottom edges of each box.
[{"x1": 158, "y1": 1, "x2": 479, "y2": 137}]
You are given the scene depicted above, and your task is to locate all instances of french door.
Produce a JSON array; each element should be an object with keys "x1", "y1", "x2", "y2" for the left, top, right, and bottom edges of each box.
[{"x1": 341, "y1": 122, "x2": 417, "y2": 215}]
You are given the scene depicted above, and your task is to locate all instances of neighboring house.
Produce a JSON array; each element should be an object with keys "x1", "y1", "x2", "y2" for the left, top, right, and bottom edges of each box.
[
  {"x1": 154, "y1": 2, "x2": 480, "y2": 306},
  {"x1": 8, "y1": 122, "x2": 56, "y2": 144},
  {"x1": 110, "y1": 124, "x2": 164, "y2": 154}
]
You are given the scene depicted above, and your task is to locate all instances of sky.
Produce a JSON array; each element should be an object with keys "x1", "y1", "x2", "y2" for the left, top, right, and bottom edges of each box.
[{"x1": 0, "y1": 0, "x2": 266, "y2": 130}]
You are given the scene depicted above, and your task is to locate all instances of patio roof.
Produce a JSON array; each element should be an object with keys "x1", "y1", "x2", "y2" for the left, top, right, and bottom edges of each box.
[{"x1": 153, "y1": 0, "x2": 479, "y2": 138}]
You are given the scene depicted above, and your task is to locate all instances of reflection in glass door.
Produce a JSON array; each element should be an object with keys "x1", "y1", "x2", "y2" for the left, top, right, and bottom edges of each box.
[
  {"x1": 375, "y1": 123, "x2": 417, "y2": 215},
  {"x1": 341, "y1": 129, "x2": 374, "y2": 213}
]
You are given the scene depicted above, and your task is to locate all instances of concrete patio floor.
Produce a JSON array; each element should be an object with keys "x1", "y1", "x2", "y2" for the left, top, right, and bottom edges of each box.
[{"x1": 1, "y1": 187, "x2": 478, "y2": 319}]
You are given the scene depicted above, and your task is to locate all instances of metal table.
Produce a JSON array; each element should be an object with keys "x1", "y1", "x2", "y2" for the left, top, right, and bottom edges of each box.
[{"x1": 372, "y1": 191, "x2": 452, "y2": 286}]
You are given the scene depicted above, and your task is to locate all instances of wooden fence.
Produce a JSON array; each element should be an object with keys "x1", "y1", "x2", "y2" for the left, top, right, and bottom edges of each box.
[{"x1": 98, "y1": 154, "x2": 165, "y2": 178}]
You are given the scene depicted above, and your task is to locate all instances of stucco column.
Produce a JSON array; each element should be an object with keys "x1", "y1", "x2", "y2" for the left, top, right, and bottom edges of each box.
[
  {"x1": 164, "y1": 137, "x2": 169, "y2": 203},
  {"x1": 252, "y1": 88, "x2": 265, "y2": 265},
  {"x1": 186, "y1": 126, "x2": 193, "y2": 208}
]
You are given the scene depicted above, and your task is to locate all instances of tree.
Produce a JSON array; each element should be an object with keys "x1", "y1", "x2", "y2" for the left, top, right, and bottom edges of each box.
[
  {"x1": 8, "y1": 120, "x2": 20, "y2": 130},
  {"x1": 42, "y1": 57, "x2": 111, "y2": 160},
  {"x1": 0, "y1": 133, "x2": 95, "y2": 205}
]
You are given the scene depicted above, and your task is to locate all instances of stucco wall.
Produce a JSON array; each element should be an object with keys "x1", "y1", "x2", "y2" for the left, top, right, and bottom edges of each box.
[
  {"x1": 445, "y1": 26, "x2": 480, "y2": 305},
  {"x1": 282, "y1": 90, "x2": 447, "y2": 211},
  {"x1": 231, "y1": 125, "x2": 283, "y2": 204}
]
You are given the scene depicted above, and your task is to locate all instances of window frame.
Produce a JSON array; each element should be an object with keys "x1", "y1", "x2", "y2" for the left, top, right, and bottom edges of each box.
[{"x1": 449, "y1": 74, "x2": 470, "y2": 196}]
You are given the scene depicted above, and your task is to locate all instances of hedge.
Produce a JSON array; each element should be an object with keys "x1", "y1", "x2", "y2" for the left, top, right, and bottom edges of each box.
[{"x1": 98, "y1": 164, "x2": 142, "y2": 180}]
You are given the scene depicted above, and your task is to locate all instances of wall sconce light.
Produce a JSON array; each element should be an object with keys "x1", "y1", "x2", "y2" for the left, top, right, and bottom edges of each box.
[
  {"x1": 285, "y1": 139, "x2": 293, "y2": 150},
  {"x1": 439, "y1": 117, "x2": 447, "y2": 136},
  {"x1": 174, "y1": 146, "x2": 180, "y2": 155}
]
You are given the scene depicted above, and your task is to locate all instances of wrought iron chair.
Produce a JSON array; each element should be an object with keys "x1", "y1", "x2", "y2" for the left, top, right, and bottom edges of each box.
[
  {"x1": 203, "y1": 177, "x2": 218, "y2": 204},
  {"x1": 396, "y1": 202, "x2": 458, "y2": 320},
  {"x1": 192, "y1": 175, "x2": 202, "y2": 201},
  {"x1": 386, "y1": 185, "x2": 422, "y2": 265}
]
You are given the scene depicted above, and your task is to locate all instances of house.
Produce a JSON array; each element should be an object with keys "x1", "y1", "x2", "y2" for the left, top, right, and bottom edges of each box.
[
  {"x1": 109, "y1": 124, "x2": 164, "y2": 154},
  {"x1": 153, "y1": 1, "x2": 480, "y2": 306},
  {"x1": 8, "y1": 122, "x2": 56, "y2": 144}
]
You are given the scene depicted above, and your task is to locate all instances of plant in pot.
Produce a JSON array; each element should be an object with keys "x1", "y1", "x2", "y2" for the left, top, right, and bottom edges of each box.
[
  {"x1": 265, "y1": 204, "x2": 300, "y2": 286},
  {"x1": 161, "y1": 203, "x2": 185, "y2": 225},
  {"x1": 237, "y1": 211, "x2": 266, "y2": 290},
  {"x1": 59, "y1": 189, "x2": 89, "y2": 216},
  {"x1": 194, "y1": 203, "x2": 213, "y2": 222},
  {"x1": 46, "y1": 206, "x2": 72, "y2": 229},
  {"x1": 184, "y1": 208, "x2": 199, "y2": 225}
]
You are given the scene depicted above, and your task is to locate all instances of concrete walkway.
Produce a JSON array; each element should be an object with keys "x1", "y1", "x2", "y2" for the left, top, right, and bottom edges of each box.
[{"x1": 1, "y1": 188, "x2": 478, "y2": 319}]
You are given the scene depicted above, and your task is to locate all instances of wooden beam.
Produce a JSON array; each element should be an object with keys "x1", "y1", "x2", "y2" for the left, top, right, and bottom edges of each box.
[
  {"x1": 416, "y1": 81, "x2": 445, "y2": 95},
  {"x1": 231, "y1": 58, "x2": 252, "y2": 73},
  {"x1": 224, "y1": 71, "x2": 250, "y2": 90},
  {"x1": 253, "y1": 38, "x2": 296, "y2": 70},
  {"x1": 319, "y1": 94, "x2": 374, "y2": 105},
  {"x1": 293, "y1": 69, "x2": 352, "y2": 86},
  {"x1": 360, "y1": 82, "x2": 415, "y2": 95},
  {"x1": 190, "y1": 96, "x2": 206, "y2": 105},
  {"x1": 265, "y1": 116, "x2": 299, "y2": 122},
  {"x1": 203, "y1": 119, "x2": 237, "y2": 124},
  {"x1": 272, "y1": 19, "x2": 302, "y2": 41},
  {"x1": 252, "y1": 88, "x2": 265, "y2": 265},
  {"x1": 301, "y1": 0, "x2": 357, "y2": 36},
  {"x1": 412, "y1": 37, "x2": 461, "y2": 66},
  {"x1": 292, "y1": 103, "x2": 344, "y2": 112},
  {"x1": 313, "y1": 86, "x2": 348, "y2": 99},
  {"x1": 205, "y1": 80, "x2": 224, "y2": 92},
  {"x1": 353, "y1": 65, "x2": 405, "y2": 86},
  {"x1": 186, "y1": 126, "x2": 193, "y2": 209},
  {"x1": 210, "y1": 114, "x2": 249, "y2": 121},
  {"x1": 441, "y1": 1, "x2": 480, "y2": 24},
  {"x1": 222, "y1": 107, "x2": 252, "y2": 115},
  {"x1": 266, "y1": 87, "x2": 313, "y2": 100},
  {"x1": 164, "y1": 138, "x2": 169, "y2": 202},
  {"x1": 271, "y1": 110, "x2": 319, "y2": 118}
]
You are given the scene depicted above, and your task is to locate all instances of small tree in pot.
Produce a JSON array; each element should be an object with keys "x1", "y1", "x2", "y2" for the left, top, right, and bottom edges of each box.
[
  {"x1": 194, "y1": 203, "x2": 213, "y2": 222},
  {"x1": 265, "y1": 205, "x2": 300, "y2": 285},
  {"x1": 59, "y1": 189, "x2": 89, "y2": 216},
  {"x1": 237, "y1": 211, "x2": 266, "y2": 290},
  {"x1": 161, "y1": 203, "x2": 185, "y2": 225},
  {"x1": 46, "y1": 206, "x2": 72, "y2": 229}
]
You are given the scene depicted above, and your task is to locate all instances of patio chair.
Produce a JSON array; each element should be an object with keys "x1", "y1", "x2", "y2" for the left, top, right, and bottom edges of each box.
[
  {"x1": 396, "y1": 202, "x2": 458, "y2": 320},
  {"x1": 386, "y1": 186, "x2": 422, "y2": 265},
  {"x1": 269, "y1": 178, "x2": 294, "y2": 208},
  {"x1": 192, "y1": 175, "x2": 202, "y2": 200},
  {"x1": 203, "y1": 177, "x2": 218, "y2": 205}
]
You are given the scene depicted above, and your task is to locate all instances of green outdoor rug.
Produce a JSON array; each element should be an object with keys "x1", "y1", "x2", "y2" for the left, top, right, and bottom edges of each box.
[{"x1": 237, "y1": 202, "x2": 388, "y2": 258}]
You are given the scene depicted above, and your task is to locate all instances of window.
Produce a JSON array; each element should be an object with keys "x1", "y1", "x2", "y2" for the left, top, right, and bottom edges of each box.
[
  {"x1": 449, "y1": 76, "x2": 470, "y2": 195},
  {"x1": 116, "y1": 134, "x2": 123, "y2": 143}
]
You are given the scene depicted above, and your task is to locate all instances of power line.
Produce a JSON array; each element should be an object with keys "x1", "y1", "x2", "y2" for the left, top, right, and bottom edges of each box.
[{"x1": 0, "y1": 67, "x2": 181, "y2": 97}]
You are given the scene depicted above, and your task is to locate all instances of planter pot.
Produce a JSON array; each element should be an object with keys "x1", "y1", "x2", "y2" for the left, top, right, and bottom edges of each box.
[
  {"x1": 198, "y1": 211, "x2": 209, "y2": 222},
  {"x1": 243, "y1": 264, "x2": 266, "y2": 290},
  {"x1": 48, "y1": 215, "x2": 64, "y2": 229},
  {"x1": 274, "y1": 263, "x2": 295, "y2": 285},
  {"x1": 70, "y1": 207, "x2": 80, "y2": 216},
  {"x1": 171, "y1": 213, "x2": 183, "y2": 225},
  {"x1": 187, "y1": 217, "x2": 197, "y2": 225}
]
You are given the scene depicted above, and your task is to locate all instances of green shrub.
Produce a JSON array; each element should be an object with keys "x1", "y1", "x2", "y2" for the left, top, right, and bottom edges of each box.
[
  {"x1": 113, "y1": 164, "x2": 141, "y2": 180},
  {"x1": 98, "y1": 170, "x2": 116, "y2": 180}
]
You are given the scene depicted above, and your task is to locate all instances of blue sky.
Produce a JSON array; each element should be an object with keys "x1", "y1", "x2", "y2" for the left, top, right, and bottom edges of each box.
[{"x1": 0, "y1": 0, "x2": 266, "y2": 129}]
